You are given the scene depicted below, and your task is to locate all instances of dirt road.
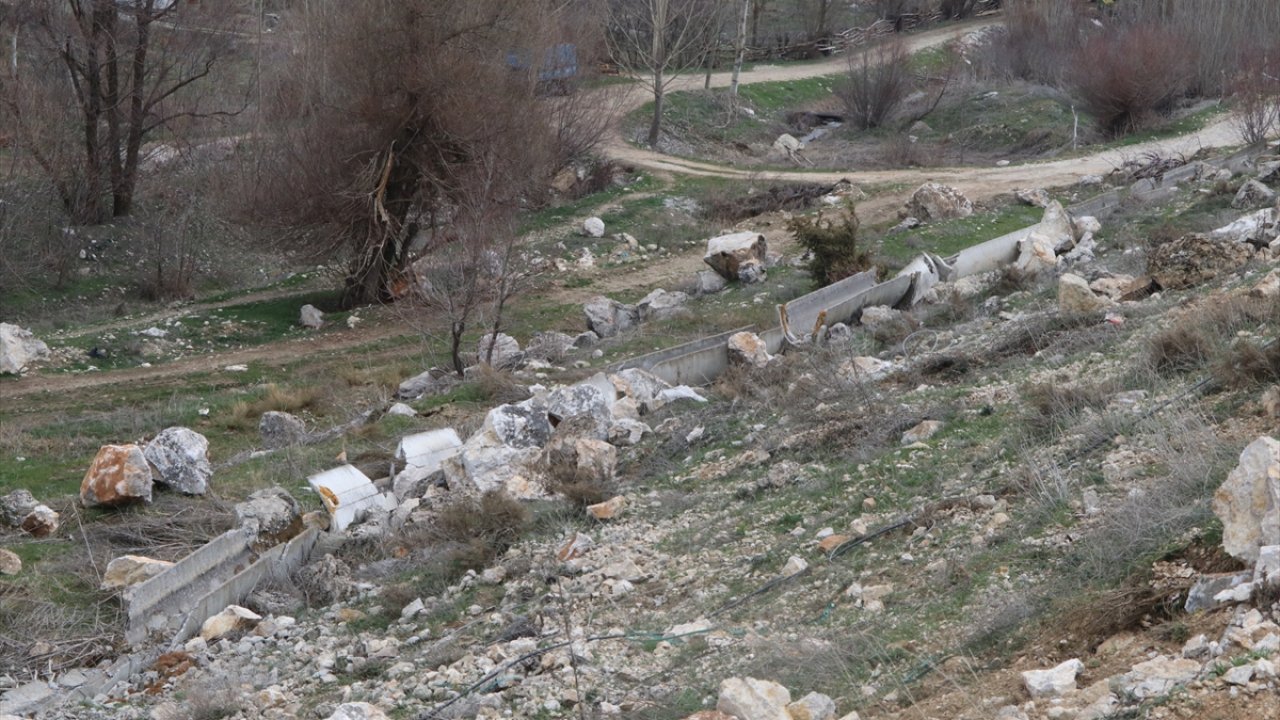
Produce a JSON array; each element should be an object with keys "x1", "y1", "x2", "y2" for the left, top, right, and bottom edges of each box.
[{"x1": 603, "y1": 22, "x2": 1243, "y2": 203}]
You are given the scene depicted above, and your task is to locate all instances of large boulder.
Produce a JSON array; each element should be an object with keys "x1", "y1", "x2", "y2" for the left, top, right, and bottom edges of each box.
[
  {"x1": 101, "y1": 555, "x2": 173, "y2": 590},
  {"x1": 727, "y1": 331, "x2": 773, "y2": 369},
  {"x1": 609, "y1": 368, "x2": 673, "y2": 414},
  {"x1": 0, "y1": 323, "x2": 50, "y2": 374},
  {"x1": 546, "y1": 382, "x2": 613, "y2": 440},
  {"x1": 443, "y1": 400, "x2": 553, "y2": 498},
  {"x1": 704, "y1": 232, "x2": 768, "y2": 283},
  {"x1": 717, "y1": 677, "x2": 792, "y2": 720},
  {"x1": 1035, "y1": 201, "x2": 1078, "y2": 254},
  {"x1": 1058, "y1": 273, "x2": 1113, "y2": 315},
  {"x1": 259, "y1": 411, "x2": 308, "y2": 449},
  {"x1": 1150, "y1": 234, "x2": 1254, "y2": 290},
  {"x1": 525, "y1": 331, "x2": 577, "y2": 362},
  {"x1": 787, "y1": 693, "x2": 837, "y2": 720},
  {"x1": 80, "y1": 444, "x2": 153, "y2": 507},
  {"x1": 582, "y1": 217, "x2": 606, "y2": 238},
  {"x1": 476, "y1": 332, "x2": 522, "y2": 369},
  {"x1": 299, "y1": 304, "x2": 324, "y2": 329},
  {"x1": 1213, "y1": 436, "x2": 1279, "y2": 565},
  {"x1": 1233, "y1": 179, "x2": 1277, "y2": 210},
  {"x1": 543, "y1": 435, "x2": 617, "y2": 488},
  {"x1": 583, "y1": 296, "x2": 640, "y2": 338},
  {"x1": 905, "y1": 182, "x2": 973, "y2": 222},
  {"x1": 1209, "y1": 209, "x2": 1273, "y2": 245},
  {"x1": 486, "y1": 401, "x2": 553, "y2": 449},
  {"x1": 143, "y1": 427, "x2": 211, "y2": 495},
  {"x1": 397, "y1": 369, "x2": 452, "y2": 400},
  {"x1": 234, "y1": 487, "x2": 303, "y2": 544},
  {"x1": 636, "y1": 289, "x2": 690, "y2": 322}
]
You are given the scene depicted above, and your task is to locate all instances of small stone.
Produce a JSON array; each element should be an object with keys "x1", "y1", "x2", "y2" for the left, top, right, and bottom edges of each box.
[
  {"x1": 557, "y1": 532, "x2": 593, "y2": 562},
  {"x1": 1058, "y1": 273, "x2": 1112, "y2": 315},
  {"x1": 901, "y1": 420, "x2": 943, "y2": 445},
  {"x1": 0, "y1": 548, "x2": 20, "y2": 575},
  {"x1": 782, "y1": 556, "x2": 808, "y2": 575},
  {"x1": 787, "y1": 692, "x2": 837, "y2": 720},
  {"x1": 325, "y1": 703, "x2": 390, "y2": 720},
  {"x1": 587, "y1": 496, "x2": 626, "y2": 521},
  {"x1": 200, "y1": 605, "x2": 262, "y2": 642},
  {"x1": 818, "y1": 535, "x2": 850, "y2": 553},
  {"x1": 1021, "y1": 658, "x2": 1084, "y2": 698},
  {"x1": 717, "y1": 677, "x2": 791, "y2": 720},
  {"x1": 1223, "y1": 664, "x2": 1254, "y2": 686},
  {"x1": 386, "y1": 402, "x2": 416, "y2": 417},
  {"x1": 583, "y1": 217, "x2": 605, "y2": 238}
]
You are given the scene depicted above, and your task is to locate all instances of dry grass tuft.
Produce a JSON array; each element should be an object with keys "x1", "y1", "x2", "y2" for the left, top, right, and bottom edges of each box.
[{"x1": 225, "y1": 384, "x2": 321, "y2": 429}]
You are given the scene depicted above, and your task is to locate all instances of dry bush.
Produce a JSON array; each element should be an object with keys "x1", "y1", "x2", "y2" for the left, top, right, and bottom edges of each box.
[
  {"x1": 1214, "y1": 339, "x2": 1280, "y2": 389},
  {"x1": 1072, "y1": 24, "x2": 1193, "y2": 136},
  {"x1": 1230, "y1": 50, "x2": 1280, "y2": 146},
  {"x1": 836, "y1": 39, "x2": 912, "y2": 130},
  {"x1": 702, "y1": 182, "x2": 835, "y2": 222},
  {"x1": 225, "y1": 384, "x2": 321, "y2": 430},
  {"x1": 1020, "y1": 380, "x2": 1118, "y2": 438},
  {"x1": 471, "y1": 366, "x2": 533, "y2": 406},
  {"x1": 433, "y1": 491, "x2": 532, "y2": 566},
  {"x1": 1145, "y1": 296, "x2": 1277, "y2": 376},
  {"x1": 977, "y1": 0, "x2": 1085, "y2": 86}
]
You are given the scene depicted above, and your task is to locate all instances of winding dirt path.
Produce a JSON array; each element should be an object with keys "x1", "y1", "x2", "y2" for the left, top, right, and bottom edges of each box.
[
  {"x1": 602, "y1": 21, "x2": 1243, "y2": 202},
  {"x1": 2, "y1": 20, "x2": 1247, "y2": 402}
]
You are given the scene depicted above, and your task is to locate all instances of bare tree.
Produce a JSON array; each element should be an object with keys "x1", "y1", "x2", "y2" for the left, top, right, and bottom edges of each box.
[
  {"x1": 256, "y1": 0, "x2": 609, "y2": 308},
  {"x1": 1, "y1": 1, "x2": 237, "y2": 223},
  {"x1": 730, "y1": 0, "x2": 750, "y2": 96},
  {"x1": 607, "y1": 0, "x2": 721, "y2": 146}
]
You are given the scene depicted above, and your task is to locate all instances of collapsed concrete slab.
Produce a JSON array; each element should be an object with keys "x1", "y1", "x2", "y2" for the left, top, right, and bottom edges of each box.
[
  {"x1": 309, "y1": 465, "x2": 381, "y2": 533},
  {"x1": 393, "y1": 429, "x2": 463, "y2": 499}
]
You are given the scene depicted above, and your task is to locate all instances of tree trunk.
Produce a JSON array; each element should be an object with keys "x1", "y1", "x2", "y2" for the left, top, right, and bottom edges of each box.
[
  {"x1": 730, "y1": 0, "x2": 750, "y2": 96},
  {"x1": 450, "y1": 321, "x2": 466, "y2": 376},
  {"x1": 648, "y1": 72, "x2": 664, "y2": 146},
  {"x1": 116, "y1": 3, "x2": 152, "y2": 218}
]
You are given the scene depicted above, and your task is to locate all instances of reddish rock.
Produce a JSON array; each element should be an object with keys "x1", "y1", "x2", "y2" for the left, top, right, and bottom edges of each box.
[
  {"x1": 19, "y1": 505, "x2": 59, "y2": 538},
  {"x1": 587, "y1": 496, "x2": 626, "y2": 521},
  {"x1": 80, "y1": 444, "x2": 153, "y2": 507},
  {"x1": 818, "y1": 535, "x2": 850, "y2": 553}
]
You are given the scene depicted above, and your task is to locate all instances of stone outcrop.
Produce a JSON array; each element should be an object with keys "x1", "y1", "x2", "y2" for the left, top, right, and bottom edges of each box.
[
  {"x1": 143, "y1": 427, "x2": 212, "y2": 495},
  {"x1": 1213, "y1": 436, "x2": 1279, "y2": 564},
  {"x1": 80, "y1": 444, "x2": 154, "y2": 507},
  {"x1": 704, "y1": 232, "x2": 768, "y2": 284},
  {"x1": 0, "y1": 323, "x2": 50, "y2": 374},
  {"x1": 1233, "y1": 179, "x2": 1276, "y2": 210}
]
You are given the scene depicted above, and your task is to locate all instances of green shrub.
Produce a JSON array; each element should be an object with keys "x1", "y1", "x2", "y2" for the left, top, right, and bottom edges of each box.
[{"x1": 787, "y1": 204, "x2": 872, "y2": 288}]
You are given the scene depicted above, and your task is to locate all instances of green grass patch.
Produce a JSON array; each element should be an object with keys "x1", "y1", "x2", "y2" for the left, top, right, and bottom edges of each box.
[{"x1": 875, "y1": 203, "x2": 1044, "y2": 268}]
